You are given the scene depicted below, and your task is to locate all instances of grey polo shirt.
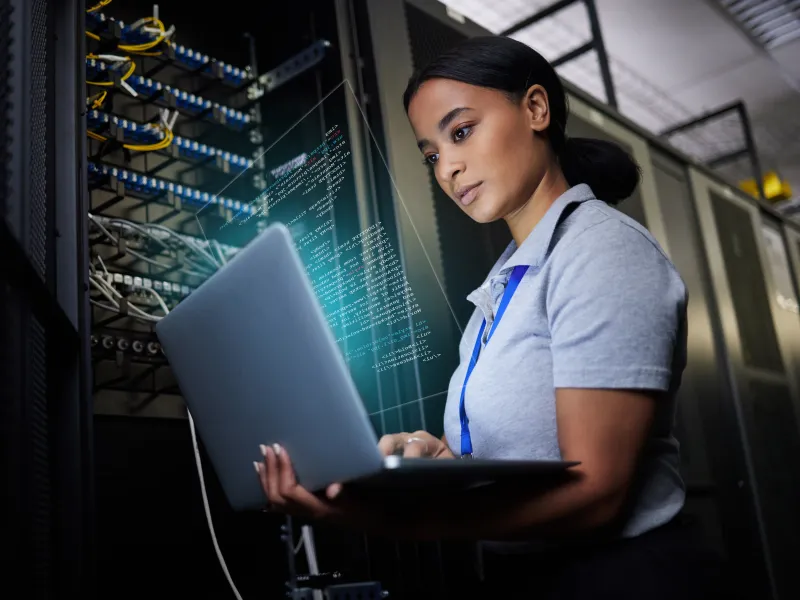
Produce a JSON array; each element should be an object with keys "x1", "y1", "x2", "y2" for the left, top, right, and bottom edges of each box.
[{"x1": 442, "y1": 183, "x2": 688, "y2": 540}]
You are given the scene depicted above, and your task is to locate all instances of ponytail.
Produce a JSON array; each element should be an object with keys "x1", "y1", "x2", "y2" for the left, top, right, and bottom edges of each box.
[{"x1": 559, "y1": 138, "x2": 641, "y2": 205}]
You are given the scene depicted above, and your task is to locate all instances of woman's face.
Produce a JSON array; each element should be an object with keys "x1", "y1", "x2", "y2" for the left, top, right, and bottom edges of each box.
[{"x1": 407, "y1": 78, "x2": 553, "y2": 223}]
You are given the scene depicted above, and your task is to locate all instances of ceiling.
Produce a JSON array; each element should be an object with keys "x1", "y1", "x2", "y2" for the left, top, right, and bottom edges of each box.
[{"x1": 436, "y1": 0, "x2": 800, "y2": 201}]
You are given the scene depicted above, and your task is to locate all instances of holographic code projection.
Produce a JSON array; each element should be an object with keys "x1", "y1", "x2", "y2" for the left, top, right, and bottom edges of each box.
[{"x1": 196, "y1": 81, "x2": 461, "y2": 434}]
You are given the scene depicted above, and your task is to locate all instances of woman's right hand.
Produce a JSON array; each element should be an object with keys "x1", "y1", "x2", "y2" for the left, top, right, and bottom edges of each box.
[{"x1": 377, "y1": 430, "x2": 455, "y2": 459}]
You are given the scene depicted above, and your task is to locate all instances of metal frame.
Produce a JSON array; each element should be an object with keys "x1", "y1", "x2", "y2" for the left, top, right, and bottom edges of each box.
[
  {"x1": 661, "y1": 101, "x2": 766, "y2": 201},
  {"x1": 500, "y1": 0, "x2": 618, "y2": 109},
  {"x1": 759, "y1": 215, "x2": 800, "y2": 427}
]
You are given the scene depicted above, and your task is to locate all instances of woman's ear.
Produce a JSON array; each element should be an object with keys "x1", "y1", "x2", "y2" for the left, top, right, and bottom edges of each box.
[{"x1": 525, "y1": 84, "x2": 551, "y2": 133}]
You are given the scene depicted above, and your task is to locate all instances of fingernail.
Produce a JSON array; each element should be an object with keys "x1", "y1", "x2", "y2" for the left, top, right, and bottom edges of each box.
[
  {"x1": 253, "y1": 461, "x2": 260, "y2": 474},
  {"x1": 273, "y1": 443, "x2": 282, "y2": 456},
  {"x1": 260, "y1": 444, "x2": 268, "y2": 457}
]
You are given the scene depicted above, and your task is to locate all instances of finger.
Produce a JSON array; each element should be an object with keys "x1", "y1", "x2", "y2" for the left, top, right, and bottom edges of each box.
[
  {"x1": 378, "y1": 433, "x2": 406, "y2": 457},
  {"x1": 326, "y1": 483, "x2": 343, "y2": 500},
  {"x1": 263, "y1": 445, "x2": 283, "y2": 506},
  {"x1": 275, "y1": 447, "x2": 334, "y2": 517},
  {"x1": 403, "y1": 438, "x2": 427, "y2": 458},
  {"x1": 255, "y1": 455, "x2": 269, "y2": 496},
  {"x1": 275, "y1": 444, "x2": 298, "y2": 497}
]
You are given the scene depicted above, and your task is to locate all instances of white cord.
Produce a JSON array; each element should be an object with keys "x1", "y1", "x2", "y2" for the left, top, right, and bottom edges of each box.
[
  {"x1": 97, "y1": 254, "x2": 110, "y2": 278},
  {"x1": 89, "y1": 275, "x2": 163, "y2": 322},
  {"x1": 188, "y1": 411, "x2": 245, "y2": 600},
  {"x1": 301, "y1": 526, "x2": 323, "y2": 600}
]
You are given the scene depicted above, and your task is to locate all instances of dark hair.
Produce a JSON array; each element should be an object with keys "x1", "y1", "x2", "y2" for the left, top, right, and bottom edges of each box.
[{"x1": 403, "y1": 36, "x2": 640, "y2": 204}]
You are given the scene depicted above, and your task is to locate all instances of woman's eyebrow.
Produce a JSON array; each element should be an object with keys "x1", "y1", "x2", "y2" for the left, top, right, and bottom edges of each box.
[{"x1": 417, "y1": 106, "x2": 473, "y2": 150}]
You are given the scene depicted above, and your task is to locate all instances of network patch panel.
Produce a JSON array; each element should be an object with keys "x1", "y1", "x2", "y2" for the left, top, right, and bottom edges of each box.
[
  {"x1": 87, "y1": 56, "x2": 134, "y2": 83},
  {"x1": 86, "y1": 59, "x2": 251, "y2": 129},
  {"x1": 99, "y1": 270, "x2": 193, "y2": 299},
  {"x1": 86, "y1": 110, "x2": 254, "y2": 172},
  {"x1": 87, "y1": 162, "x2": 256, "y2": 215},
  {"x1": 90, "y1": 213, "x2": 241, "y2": 262},
  {"x1": 86, "y1": 11, "x2": 252, "y2": 87},
  {"x1": 169, "y1": 43, "x2": 251, "y2": 87}
]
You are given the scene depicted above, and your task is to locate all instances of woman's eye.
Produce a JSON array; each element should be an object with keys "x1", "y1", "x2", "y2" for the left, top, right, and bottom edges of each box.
[
  {"x1": 452, "y1": 125, "x2": 472, "y2": 142},
  {"x1": 422, "y1": 154, "x2": 439, "y2": 166}
]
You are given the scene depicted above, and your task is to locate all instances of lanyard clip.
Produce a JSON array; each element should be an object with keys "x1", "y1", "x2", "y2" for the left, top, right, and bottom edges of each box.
[{"x1": 461, "y1": 453, "x2": 473, "y2": 460}]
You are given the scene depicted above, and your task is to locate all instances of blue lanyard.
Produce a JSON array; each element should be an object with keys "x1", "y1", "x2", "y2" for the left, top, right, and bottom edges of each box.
[{"x1": 459, "y1": 265, "x2": 529, "y2": 458}]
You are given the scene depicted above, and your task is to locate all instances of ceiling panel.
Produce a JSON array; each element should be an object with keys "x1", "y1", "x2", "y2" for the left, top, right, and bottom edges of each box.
[
  {"x1": 771, "y1": 37, "x2": 800, "y2": 79},
  {"x1": 598, "y1": 0, "x2": 759, "y2": 90},
  {"x1": 672, "y1": 53, "x2": 794, "y2": 111}
]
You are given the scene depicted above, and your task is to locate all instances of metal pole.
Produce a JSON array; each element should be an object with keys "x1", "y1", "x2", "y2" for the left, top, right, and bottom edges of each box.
[
  {"x1": 659, "y1": 100, "x2": 743, "y2": 137},
  {"x1": 583, "y1": 0, "x2": 618, "y2": 109},
  {"x1": 737, "y1": 103, "x2": 766, "y2": 202}
]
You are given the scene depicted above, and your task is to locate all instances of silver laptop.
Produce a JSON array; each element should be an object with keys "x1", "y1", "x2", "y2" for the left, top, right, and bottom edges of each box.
[{"x1": 156, "y1": 223, "x2": 577, "y2": 511}]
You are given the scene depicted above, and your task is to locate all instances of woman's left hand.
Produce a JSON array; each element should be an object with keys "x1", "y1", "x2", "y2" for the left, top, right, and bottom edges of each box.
[{"x1": 254, "y1": 443, "x2": 356, "y2": 524}]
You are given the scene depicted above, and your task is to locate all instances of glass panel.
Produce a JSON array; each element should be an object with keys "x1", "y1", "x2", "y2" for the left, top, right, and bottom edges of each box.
[{"x1": 195, "y1": 81, "x2": 462, "y2": 437}]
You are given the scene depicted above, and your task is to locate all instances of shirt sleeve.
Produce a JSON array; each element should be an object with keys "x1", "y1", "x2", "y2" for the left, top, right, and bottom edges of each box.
[{"x1": 546, "y1": 219, "x2": 687, "y2": 391}]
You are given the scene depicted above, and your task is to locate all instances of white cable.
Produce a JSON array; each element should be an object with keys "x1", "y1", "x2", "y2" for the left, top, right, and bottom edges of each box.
[
  {"x1": 89, "y1": 277, "x2": 119, "y2": 308},
  {"x1": 97, "y1": 254, "x2": 110, "y2": 278},
  {"x1": 212, "y1": 240, "x2": 228, "y2": 265},
  {"x1": 89, "y1": 213, "x2": 119, "y2": 244},
  {"x1": 89, "y1": 299, "x2": 161, "y2": 323},
  {"x1": 139, "y1": 286, "x2": 170, "y2": 316},
  {"x1": 188, "y1": 411, "x2": 245, "y2": 600},
  {"x1": 90, "y1": 275, "x2": 164, "y2": 322},
  {"x1": 301, "y1": 526, "x2": 323, "y2": 600}
]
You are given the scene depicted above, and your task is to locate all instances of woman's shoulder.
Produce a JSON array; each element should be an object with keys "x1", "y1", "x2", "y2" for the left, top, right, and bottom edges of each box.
[
  {"x1": 545, "y1": 201, "x2": 687, "y2": 307},
  {"x1": 551, "y1": 200, "x2": 674, "y2": 268}
]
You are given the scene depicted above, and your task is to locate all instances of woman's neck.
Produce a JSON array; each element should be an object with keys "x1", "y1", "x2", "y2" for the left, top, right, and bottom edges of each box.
[{"x1": 504, "y1": 168, "x2": 570, "y2": 247}]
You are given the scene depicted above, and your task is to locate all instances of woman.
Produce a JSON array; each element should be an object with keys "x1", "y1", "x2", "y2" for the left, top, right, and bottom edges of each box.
[{"x1": 254, "y1": 36, "x2": 722, "y2": 598}]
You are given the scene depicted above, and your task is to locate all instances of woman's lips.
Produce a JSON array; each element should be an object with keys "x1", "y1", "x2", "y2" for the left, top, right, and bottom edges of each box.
[{"x1": 458, "y1": 182, "x2": 482, "y2": 207}]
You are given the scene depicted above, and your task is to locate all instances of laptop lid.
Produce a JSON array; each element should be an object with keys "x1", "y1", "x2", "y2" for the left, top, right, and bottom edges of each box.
[{"x1": 156, "y1": 223, "x2": 384, "y2": 510}]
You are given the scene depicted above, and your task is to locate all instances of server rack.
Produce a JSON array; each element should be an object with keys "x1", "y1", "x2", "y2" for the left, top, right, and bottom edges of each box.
[
  {"x1": 691, "y1": 172, "x2": 800, "y2": 600},
  {"x1": 1, "y1": 0, "x2": 94, "y2": 597}
]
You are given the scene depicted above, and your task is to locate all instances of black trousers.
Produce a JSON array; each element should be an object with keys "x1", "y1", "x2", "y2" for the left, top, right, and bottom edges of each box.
[{"x1": 474, "y1": 515, "x2": 728, "y2": 599}]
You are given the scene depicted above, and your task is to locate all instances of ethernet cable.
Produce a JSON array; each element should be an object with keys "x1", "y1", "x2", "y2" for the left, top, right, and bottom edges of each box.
[{"x1": 88, "y1": 214, "x2": 212, "y2": 279}]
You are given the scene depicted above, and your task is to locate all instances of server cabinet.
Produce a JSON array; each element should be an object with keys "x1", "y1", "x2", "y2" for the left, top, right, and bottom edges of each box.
[{"x1": 690, "y1": 171, "x2": 800, "y2": 600}]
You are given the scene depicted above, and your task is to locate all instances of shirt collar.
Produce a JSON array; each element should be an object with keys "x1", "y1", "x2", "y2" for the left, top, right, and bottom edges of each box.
[{"x1": 487, "y1": 183, "x2": 596, "y2": 281}]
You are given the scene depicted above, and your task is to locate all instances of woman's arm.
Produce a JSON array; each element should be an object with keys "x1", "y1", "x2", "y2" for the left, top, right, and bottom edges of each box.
[
  {"x1": 409, "y1": 388, "x2": 656, "y2": 541},
  {"x1": 343, "y1": 388, "x2": 655, "y2": 542}
]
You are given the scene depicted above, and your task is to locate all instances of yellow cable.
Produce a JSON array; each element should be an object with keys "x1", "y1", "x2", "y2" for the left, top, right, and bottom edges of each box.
[
  {"x1": 86, "y1": 125, "x2": 174, "y2": 152},
  {"x1": 87, "y1": 0, "x2": 112, "y2": 12},
  {"x1": 86, "y1": 57, "x2": 135, "y2": 87},
  {"x1": 87, "y1": 130, "x2": 107, "y2": 142},
  {"x1": 124, "y1": 127, "x2": 174, "y2": 152},
  {"x1": 88, "y1": 90, "x2": 107, "y2": 109},
  {"x1": 86, "y1": 31, "x2": 101, "y2": 41},
  {"x1": 118, "y1": 17, "x2": 167, "y2": 53}
]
